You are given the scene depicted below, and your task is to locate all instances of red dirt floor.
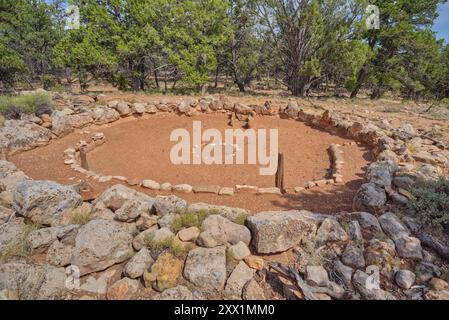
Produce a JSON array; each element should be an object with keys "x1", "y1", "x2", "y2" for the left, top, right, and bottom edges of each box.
[{"x1": 10, "y1": 113, "x2": 373, "y2": 214}]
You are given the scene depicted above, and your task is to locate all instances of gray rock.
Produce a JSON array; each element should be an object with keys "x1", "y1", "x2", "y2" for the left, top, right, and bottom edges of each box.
[
  {"x1": 353, "y1": 212, "x2": 384, "y2": 239},
  {"x1": 378, "y1": 212, "x2": 410, "y2": 241},
  {"x1": 0, "y1": 218, "x2": 26, "y2": 252},
  {"x1": 158, "y1": 213, "x2": 177, "y2": 230},
  {"x1": 395, "y1": 269, "x2": 416, "y2": 289},
  {"x1": 51, "y1": 111, "x2": 74, "y2": 137},
  {"x1": 106, "y1": 277, "x2": 140, "y2": 300},
  {"x1": 115, "y1": 102, "x2": 131, "y2": 116},
  {"x1": 132, "y1": 226, "x2": 158, "y2": 251},
  {"x1": 353, "y1": 183, "x2": 387, "y2": 214},
  {"x1": 393, "y1": 176, "x2": 415, "y2": 191},
  {"x1": 246, "y1": 210, "x2": 317, "y2": 254},
  {"x1": 178, "y1": 227, "x2": 200, "y2": 242},
  {"x1": 0, "y1": 120, "x2": 52, "y2": 155},
  {"x1": 0, "y1": 160, "x2": 30, "y2": 193},
  {"x1": 94, "y1": 184, "x2": 154, "y2": 212},
  {"x1": 224, "y1": 261, "x2": 254, "y2": 299},
  {"x1": 14, "y1": 180, "x2": 82, "y2": 224},
  {"x1": 152, "y1": 227, "x2": 174, "y2": 243},
  {"x1": 228, "y1": 241, "x2": 251, "y2": 260},
  {"x1": 136, "y1": 212, "x2": 159, "y2": 231},
  {"x1": 316, "y1": 218, "x2": 348, "y2": 242},
  {"x1": 71, "y1": 219, "x2": 136, "y2": 276},
  {"x1": 394, "y1": 235, "x2": 423, "y2": 260},
  {"x1": 342, "y1": 243, "x2": 366, "y2": 269},
  {"x1": 197, "y1": 215, "x2": 251, "y2": 248},
  {"x1": 0, "y1": 262, "x2": 67, "y2": 300},
  {"x1": 306, "y1": 266, "x2": 329, "y2": 287},
  {"x1": 282, "y1": 101, "x2": 300, "y2": 119},
  {"x1": 348, "y1": 220, "x2": 363, "y2": 242},
  {"x1": 366, "y1": 161, "x2": 395, "y2": 188},
  {"x1": 28, "y1": 227, "x2": 60, "y2": 250},
  {"x1": 187, "y1": 203, "x2": 250, "y2": 222},
  {"x1": 334, "y1": 259, "x2": 354, "y2": 287},
  {"x1": 243, "y1": 279, "x2": 266, "y2": 300},
  {"x1": 152, "y1": 195, "x2": 187, "y2": 217},
  {"x1": 154, "y1": 285, "x2": 194, "y2": 300},
  {"x1": 91, "y1": 106, "x2": 120, "y2": 124},
  {"x1": 0, "y1": 205, "x2": 13, "y2": 225},
  {"x1": 132, "y1": 103, "x2": 146, "y2": 114},
  {"x1": 124, "y1": 248, "x2": 154, "y2": 279},
  {"x1": 352, "y1": 270, "x2": 396, "y2": 300},
  {"x1": 114, "y1": 199, "x2": 151, "y2": 222},
  {"x1": 184, "y1": 246, "x2": 227, "y2": 295},
  {"x1": 47, "y1": 240, "x2": 74, "y2": 267}
]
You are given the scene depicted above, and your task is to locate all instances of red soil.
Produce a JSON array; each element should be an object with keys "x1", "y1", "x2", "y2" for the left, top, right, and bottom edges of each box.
[{"x1": 10, "y1": 113, "x2": 372, "y2": 214}]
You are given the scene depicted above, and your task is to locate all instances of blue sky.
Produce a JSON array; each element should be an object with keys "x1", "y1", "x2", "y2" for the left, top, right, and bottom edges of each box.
[{"x1": 434, "y1": 2, "x2": 449, "y2": 43}]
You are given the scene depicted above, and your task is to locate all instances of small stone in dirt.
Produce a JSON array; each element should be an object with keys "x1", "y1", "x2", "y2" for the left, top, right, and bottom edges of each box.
[
  {"x1": 160, "y1": 183, "x2": 172, "y2": 191},
  {"x1": 219, "y1": 187, "x2": 234, "y2": 196},
  {"x1": 193, "y1": 185, "x2": 221, "y2": 194},
  {"x1": 142, "y1": 180, "x2": 160, "y2": 190},
  {"x1": 172, "y1": 184, "x2": 193, "y2": 193},
  {"x1": 429, "y1": 278, "x2": 449, "y2": 291}
]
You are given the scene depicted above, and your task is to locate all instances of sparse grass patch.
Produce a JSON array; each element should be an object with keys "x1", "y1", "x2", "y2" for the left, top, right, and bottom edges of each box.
[
  {"x1": 0, "y1": 222, "x2": 40, "y2": 263},
  {"x1": 68, "y1": 207, "x2": 91, "y2": 225},
  {"x1": 232, "y1": 212, "x2": 249, "y2": 225},
  {"x1": 145, "y1": 235, "x2": 192, "y2": 259},
  {"x1": 171, "y1": 209, "x2": 212, "y2": 233},
  {"x1": 0, "y1": 93, "x2": 52, "y2": 118}
]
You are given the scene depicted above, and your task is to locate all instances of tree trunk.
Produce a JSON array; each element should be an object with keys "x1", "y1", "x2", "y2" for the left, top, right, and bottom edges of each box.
[
  {"x1": 350, "y1": 66, "x2": 368, "y2": 99},
  {"x1": 214, "y1": 64, "x2": 220, "y2": 88}
]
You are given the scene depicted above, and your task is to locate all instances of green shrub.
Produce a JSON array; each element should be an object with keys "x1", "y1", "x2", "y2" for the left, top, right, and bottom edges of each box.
[
  {"x1": 0, "y1": 92, "x2": 52, "y2": 117},
  {"x1": 171, "y1": 209, "x2": 211, "y2": 233},
  {"x1": 145, "y1": 235, "x2": 192, "y2": 259},
  {"x1": 408, "y1": 178, "x2": 449, "y2": 232}
]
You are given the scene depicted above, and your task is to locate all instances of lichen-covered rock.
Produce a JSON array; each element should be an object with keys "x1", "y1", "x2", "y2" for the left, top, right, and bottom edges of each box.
[
  {"x1": 352, "y1": 270, "x2": 396, "y2": 300},
  {"x1": 378, "y1": 212, "x2": 410, "y2": 241},
  {"x1": 91, "y1": 106, "x2": 120, "y2": 125},
  {"x1": 123, "y1": 248, "x2": 154, "y2": 279},
  {"x1": 224, "y1": 261, "x2": 254, "y2": 299},
  {"x1": 316, "y1": 218, "x2": 348, "y2": 242},
  {"x1": 197, "y1": 215, "x2": 251, "y2": 248},
  {"x1": 106, "y1": 277, "x2": 140, "y2": 300},
  {"x1": 93, "y1": 184, "x2": 154, "y2": 212},
  {"x1": 184, "y1": 246, "x2": 227, "y2": 295},
  {"x1": 246, "y1": 210, "x2": 317, "y2": 254},
  {"x1": 51, "y1": 111, "x2": 74, "y2": 137},
  {"x1": 114, "y1": 199, "x2": 151, "y2": 223},
  {"x1": 187, "y1": 203, "x2": 249, "y2": 222},
  {"x1": 14, "y1": 180, "x2": 82, "y2": 224},
  {"x1": 243, "y1": 279, "x2": 266, "y2": 300},
  {"x1": 0, "y1": 262, "x2": 67, "y2": 300},
  {"x1": 341, "y1": 243, "x2": 365, "y2": 269},
  {"x1": 353, "y1": 183, "x2": 387, "y2": 214},
  {"x1": 71, "y1": 219, "x2": 136, "y2": 276},
  {"x1": 154, "y1": 285, "x2": 194, "y2": 300},
  {"x1": 0, "y1": 120, "x2": 52, "y2": 155},
  {"x1": 144, "y1": 252, "x2": 183, "y2": 292},
  {"x1": 152, "y1": 195, "x2": 187, "y2": 217},
  {"x1": 395, "y1": 269, "x2": 416, "y2": 289}
]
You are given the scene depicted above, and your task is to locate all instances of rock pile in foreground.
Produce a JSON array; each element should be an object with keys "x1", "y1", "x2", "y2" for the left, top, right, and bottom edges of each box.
[{"x1": 1, "y1": 165, "x2": 448, "y2": 300}]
